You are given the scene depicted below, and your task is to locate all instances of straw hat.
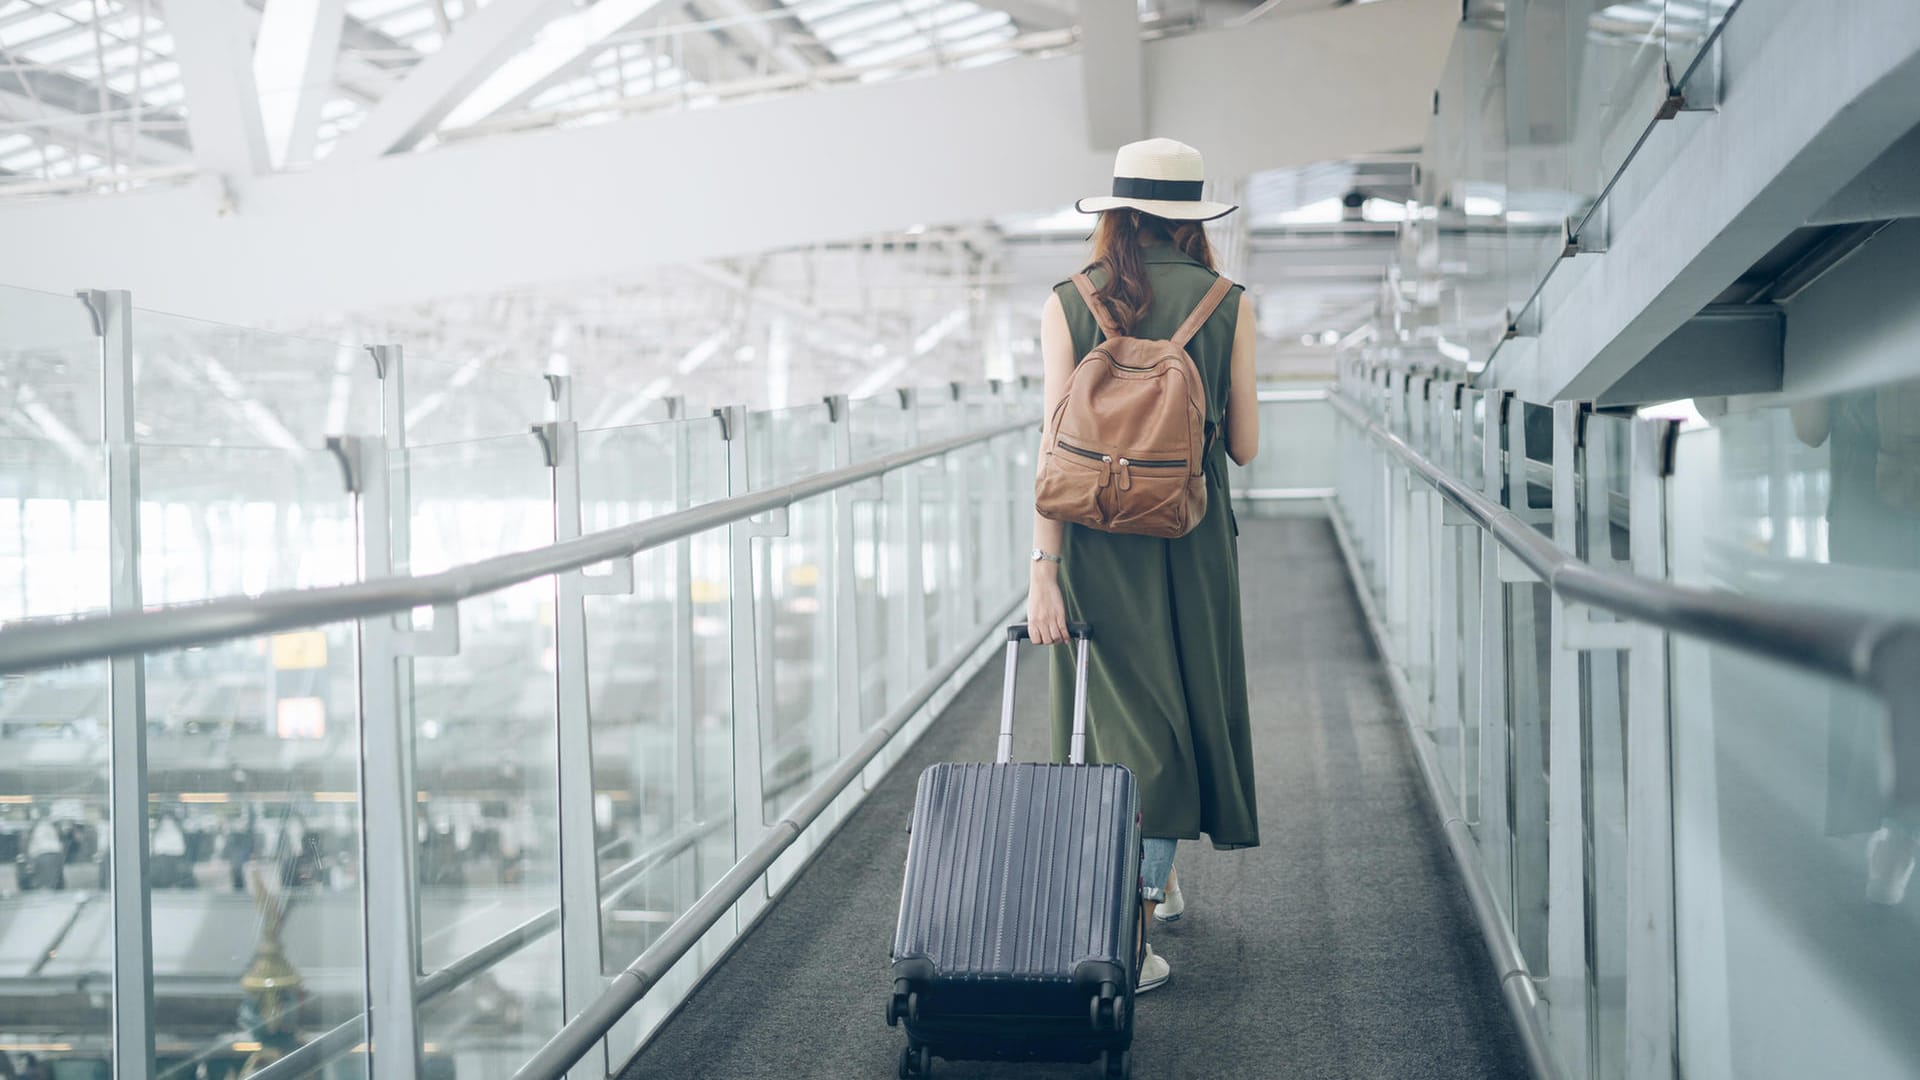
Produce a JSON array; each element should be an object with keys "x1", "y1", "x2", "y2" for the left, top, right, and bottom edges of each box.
[{"x1": 1075, "y1": 137, "x2": 1238, "y2": 222}]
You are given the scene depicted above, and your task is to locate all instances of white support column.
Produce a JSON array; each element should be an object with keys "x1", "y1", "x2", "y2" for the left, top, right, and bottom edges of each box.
[
  {"x1": 89, "y1": 288, "x2": 154, "y2": 1080},
  {"x1": 1077, "y1": 0, "x2": 1144, "y2": 149},
  {"x1": 254, "y1": 0, "x2": 346, "y2": 167},
  {"x1": 168, "y1": 0, "x2": 271, "y2": 178},
  {"x1": 1547, "y1": 400, "x2": 1592, "y2": 1072},
  {"x1": 1625, "y1": 418, "x2": 1680, "y2": 1080}
]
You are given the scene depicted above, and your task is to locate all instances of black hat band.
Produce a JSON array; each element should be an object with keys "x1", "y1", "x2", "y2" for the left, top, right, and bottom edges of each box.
[{"x1": 1111, "y1": 176, "x2": 1205, "y2": 201}]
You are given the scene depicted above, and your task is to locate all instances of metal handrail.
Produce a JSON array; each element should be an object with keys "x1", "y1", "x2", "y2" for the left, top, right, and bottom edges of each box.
[
  {"x1": 0, "y1": 418, "x2": 1036, "y2": 676},
  {"x1": 1328, "y1": 391, "x2": 1920, "y2": 710},
  {"x1": 510, "y1": 588, "x2": 1026, "y2": 1080}
]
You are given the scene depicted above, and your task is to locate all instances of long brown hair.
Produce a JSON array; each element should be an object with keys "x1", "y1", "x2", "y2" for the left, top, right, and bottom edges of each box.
[{"x1": 1086, "y1": 209, "x2": 1216, "y2": 336}]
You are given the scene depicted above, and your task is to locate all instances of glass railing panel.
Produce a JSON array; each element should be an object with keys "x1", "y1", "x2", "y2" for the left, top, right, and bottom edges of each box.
[
  {"x1": 132, "y1": 444, "x2": 366, "y2": 1079},
  {"x1": 743, "y1": 405, "x2": 838, "y2": 823},
  {"x1": 1231, "y1": 393, "x2": 1334, "y2": 506},
  {"x1": 1667, "y1": 387, "x2": 1920, "y2": 1080},
  {"x1": 567, "y1": 380, "x2": 676, "y2": 434},
  {"x1": 917, "y1": 450, "x2": 955, "y2": 678},
  {"x1": 915, "y1": 392, "x2": 964, "y2": 443},
  {"x1": 0, "y1": 438, "x2": 112, "y2": 1074},
  {"x1": 1664, "y1": 0, "x2": 1737, "y2": 97},
  {"x1": 0, "y1": 285, "x2": 104, "y2": 445},
  {"x1": 854, "y1": 468, "x2": 906, "y2": 729},
  {"x1": 574, "y1": 416, "x2": 732, "y2": 977},
  {"x1": 397, "y1": 432, "x2": 561, "y2": 1076},
  {"x1": 1579, "y1": 412, "x2": 1633, "y2": 1080},
  {"x1": 402, "y1": 356, "x2": 555, "y2": 446},
  {"x1": 132, "y1": 311, "x2": 378, "y2": 449},
  {"x1": 848, "y1": 394, "x2": 912, "y2": 460}
]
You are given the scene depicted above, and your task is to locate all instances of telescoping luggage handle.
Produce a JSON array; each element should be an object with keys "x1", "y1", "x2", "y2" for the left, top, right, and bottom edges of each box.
[{"x1": 1001, "y1": 623, "x2": 1093, "y2": 766}]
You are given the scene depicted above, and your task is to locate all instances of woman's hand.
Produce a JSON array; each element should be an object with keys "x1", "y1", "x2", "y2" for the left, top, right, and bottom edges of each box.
[{"x1": 1026, "y1": 568, "x2": 1070, "y2": 645}]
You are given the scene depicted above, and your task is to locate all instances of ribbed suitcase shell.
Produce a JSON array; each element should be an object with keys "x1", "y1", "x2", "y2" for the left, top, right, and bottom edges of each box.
[{"x1": 891, "y1": 760, "x2": 1141, "y2": 1063}]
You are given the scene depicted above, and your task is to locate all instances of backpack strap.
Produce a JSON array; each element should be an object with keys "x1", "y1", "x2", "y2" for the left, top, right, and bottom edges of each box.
[
  {"x1": 1069, "y1": 273, "x2": 1124, "y2": 341},
  {"x1": 1170, "y1": 275, "x2": 1235, "y2": 349}
]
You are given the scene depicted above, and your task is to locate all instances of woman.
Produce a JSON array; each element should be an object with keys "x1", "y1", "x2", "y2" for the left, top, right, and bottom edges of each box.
[{"x1": 1026, "y1": 137, "x2": 1261, "y2": 995}]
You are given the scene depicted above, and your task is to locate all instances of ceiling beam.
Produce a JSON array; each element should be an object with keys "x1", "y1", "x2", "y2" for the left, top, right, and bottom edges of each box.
[
  {"x1": 328, "y1": 0, "x2": 573, "y2": 160},
  {"x1": 1077, "y1": 0, "x2": 1143, "y2": 149},
  {"x1": 254, "y1": 0, "x2": 348, "y2": 167},
  {"x1": 441, "y1": 0, "x2": 673, "y2": 129},
  {"x1": 689, "y1": 0, "x2": 817, "y2": 76},
  {"x1": 978, "y1": 0, "x2": 1075, "y2": 32},
  {"x1": 168, "y1": 0, "x2": 273, "y2": 177},
  {"x1": 0, "y1": 87, "x2": 192, "y2": 167},
  {"x1": 0, "y1": 0, "x2": 1458, "y2": 322}
]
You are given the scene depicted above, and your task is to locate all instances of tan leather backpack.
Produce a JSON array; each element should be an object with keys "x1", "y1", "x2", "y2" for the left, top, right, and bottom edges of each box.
[{"x1": 1035, "y1": 272, "x2": 1233, "y2": 539}]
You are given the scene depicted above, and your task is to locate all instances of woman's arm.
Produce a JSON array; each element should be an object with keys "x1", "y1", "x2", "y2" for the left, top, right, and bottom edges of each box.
[
  {"x1": 1225, "y1": 291, "x2": 1259, "y2": 466},
  {"x1": 1026, "y1": 291, "x2": 1076, "y2": 645}
]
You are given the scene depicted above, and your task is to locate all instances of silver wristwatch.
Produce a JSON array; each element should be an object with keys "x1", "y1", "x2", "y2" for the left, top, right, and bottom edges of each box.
[{"x1": 1030, "y1": 548, "x2": 1062, "y2": 565}]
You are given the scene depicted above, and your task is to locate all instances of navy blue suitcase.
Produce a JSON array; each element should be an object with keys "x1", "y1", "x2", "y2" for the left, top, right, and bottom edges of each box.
[{"x1": 889, "y1": 623, "x2": 1142, "y2": 1078}]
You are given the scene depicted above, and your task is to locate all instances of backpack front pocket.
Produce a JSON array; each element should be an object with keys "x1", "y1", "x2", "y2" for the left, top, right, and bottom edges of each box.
[
  {"x1": 1035, "y1": 440, "x2": 1111, "y2": 527},
  {"x1": 1105, "y1": 463, "x2": 1205, "y2": 538}
]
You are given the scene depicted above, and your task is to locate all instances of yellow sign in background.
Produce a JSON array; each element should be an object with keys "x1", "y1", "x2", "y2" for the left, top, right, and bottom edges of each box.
[{"x1": 271, "y1": 631, "x2": 329, "y2": 670}]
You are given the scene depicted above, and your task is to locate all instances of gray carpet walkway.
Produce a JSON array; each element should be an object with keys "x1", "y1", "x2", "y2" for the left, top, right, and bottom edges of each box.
[{"x1": 620, "y1": 517, "x2": 1529, "y2": 1079}]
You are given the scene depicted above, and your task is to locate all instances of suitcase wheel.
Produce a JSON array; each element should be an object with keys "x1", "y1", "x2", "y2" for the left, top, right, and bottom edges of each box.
[
  {"x1": 898, "y1": 1043, "x2": 932, "y2": 1078},
  {"x1": 887, "y1": 980, "x2": 911, "y2": 1027},
  {"x1": 1100, "y1": 1049, "x2": 1132, "y2": 1079},
  {"x1": 1090, "y1": 981, "x2": 1122, "y2": 1031}
]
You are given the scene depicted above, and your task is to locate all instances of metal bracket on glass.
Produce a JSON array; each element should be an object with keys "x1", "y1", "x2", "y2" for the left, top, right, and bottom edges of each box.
[
  {"x1": 1559, "y1": 602, "x2": 1636, "y2": 652},
  {"x1": 1504, "y1": 302, "x2": 1542, "y2": 341},
  {"x1": 577, "y1": 557, "x2": 635, "y2": 597},
  {"x1": 1658, "y1": 36, "x2": 1723, "y2": 117},
  {"x1": 324, "y1": 435, "x2": 367, "y2": 494},
  {"x1": 392, "y1": 604, "x2": 460, "y2": 657},
  {"x1": 365, "y1": 343, "x2": 399, "y2": 380},
  {"x1": 532, "y1": 421, "x2": 564, "y2": 467},
  {"x1": 1564, "y1": 198, "x2": 1610, "y2": 257}
]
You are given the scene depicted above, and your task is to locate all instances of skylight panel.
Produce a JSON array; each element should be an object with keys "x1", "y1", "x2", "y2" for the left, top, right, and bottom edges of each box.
[{"x1": 0, "y1": 11, "x2": 76, "y2": 43}]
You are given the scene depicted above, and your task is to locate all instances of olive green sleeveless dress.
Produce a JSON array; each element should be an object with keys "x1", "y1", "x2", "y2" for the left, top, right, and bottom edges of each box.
[{"x1": 1047, "y1": 245, "x2": 1259, "y2": 850}]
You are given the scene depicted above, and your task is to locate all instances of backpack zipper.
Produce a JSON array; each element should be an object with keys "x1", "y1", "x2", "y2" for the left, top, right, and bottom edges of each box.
[{"x1": 1058, "y1": 440, "x2": 1186, "y2": 469}]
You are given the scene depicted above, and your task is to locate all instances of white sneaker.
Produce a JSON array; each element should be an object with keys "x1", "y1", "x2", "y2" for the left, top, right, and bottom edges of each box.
[
  {"x1": 1153, "y1": 876, "x2": 1184, "y2": 923},
  {"x1": 1136, "y1": 944, "x2": 1170, "y2": 994},
  {"x1": 1867, "y1": 826, "x2": 1917, "y2": 906}
]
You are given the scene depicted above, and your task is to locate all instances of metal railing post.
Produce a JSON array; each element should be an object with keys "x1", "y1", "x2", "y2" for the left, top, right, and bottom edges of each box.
[
  {"x1": 542, "y1": 376, "x2": 612, "y2": 1080},
  {"x1": 1478, "y1": 390, "x2": 1514, "y2": 907},
  {"x1": 87, "y1": 287, "x2": 154, "y2": 1080},
  {"x1": 1433, "y1": 384, "x2": 1464, "y2": 789},
  {"x1": 826, "y1": 395, "x2": 862, "y2": 771},
  {"x1": 1547, "y1": 400, "x2": 1592, "y2": 1073},
  {"x1": 1508, "y1": 395, "x2": 1550, "y2": 970},
  {"x1": 1459, "y1": 389, "x2": 1483, "y2": 821},
  {"x1": 667, "y1": 399, "x2": 704, "y2": 919},
  {"x1": 720, "y1": 405, "x2": 771, "y2": 927},
  {"x1": 1625, "y1": 418, "x2": 1680, "y2": 1080},
  {"x1": 349, "y1": 428, "x2": 423, "y2": 1080}
]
